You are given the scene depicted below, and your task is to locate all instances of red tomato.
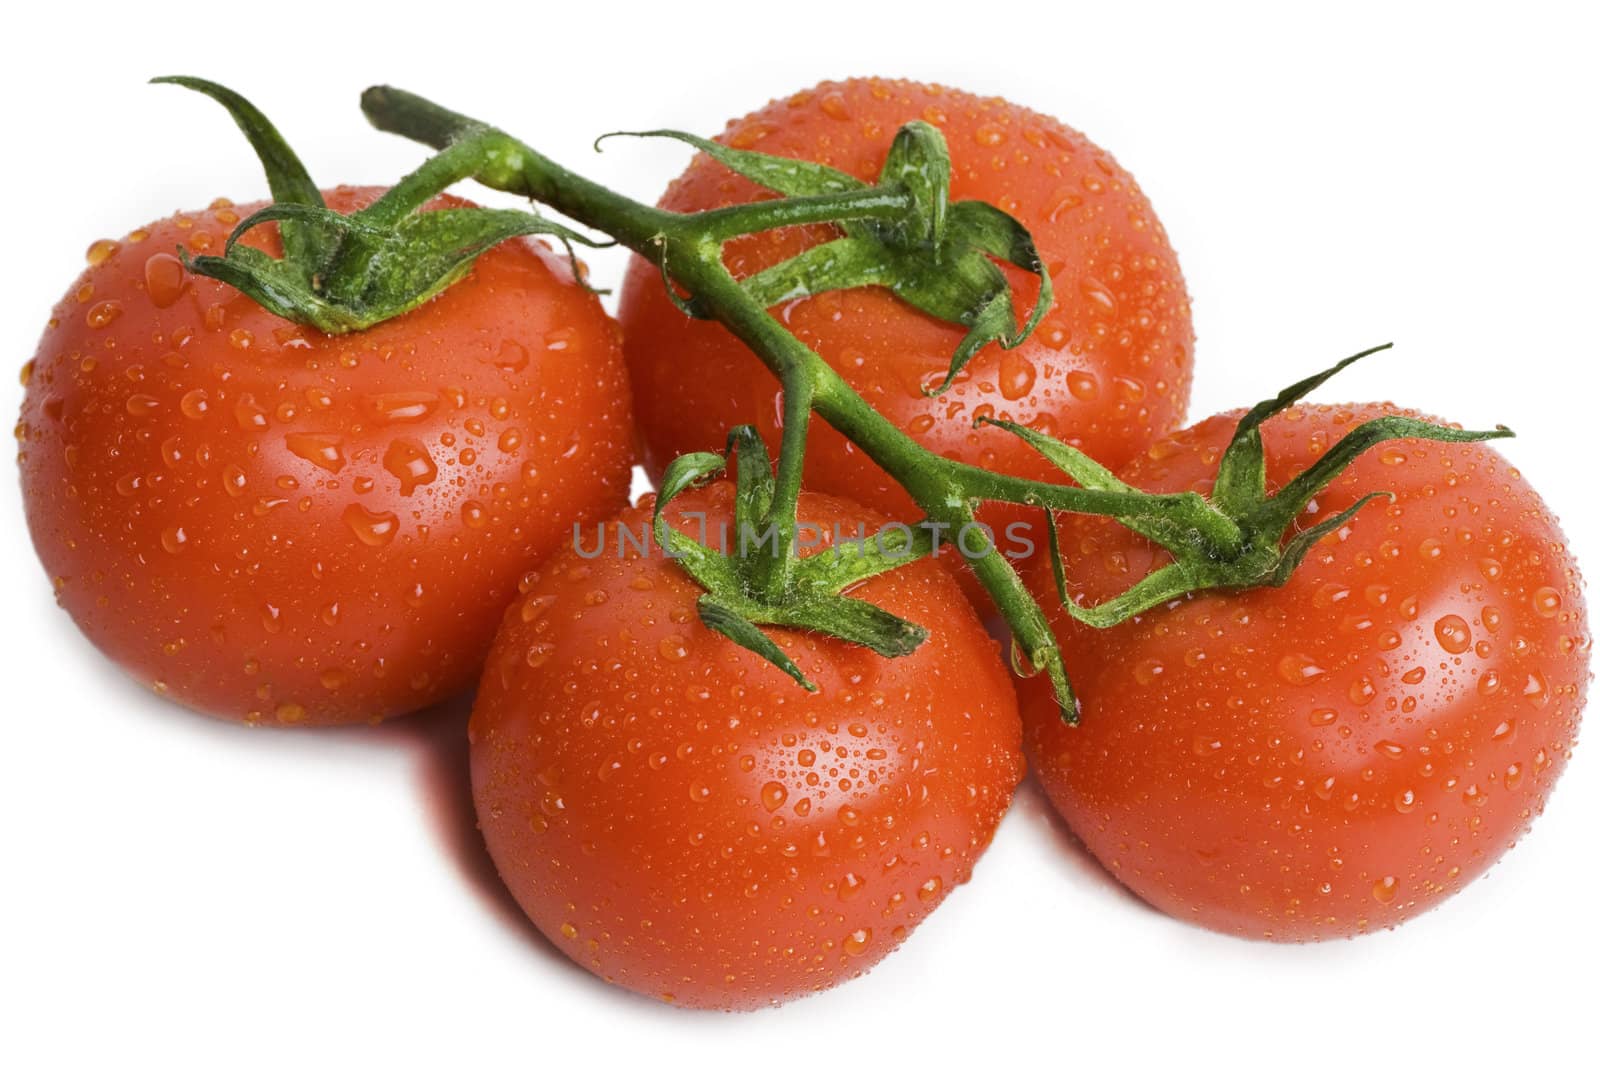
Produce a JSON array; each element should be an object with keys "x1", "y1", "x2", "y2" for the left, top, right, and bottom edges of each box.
[
  {"x1": 618, "y1": 77, "x2": 1193, "y2": 581},
  {"x1": 17, "y1": 187, "x2": 634, "y2": 726},
  {"x1": 470, "y1": 482, "x2": 1022, "y2": 1008},
  {"x1": 1019, "y1": 403, "x2": 1589, "y2": 939}
]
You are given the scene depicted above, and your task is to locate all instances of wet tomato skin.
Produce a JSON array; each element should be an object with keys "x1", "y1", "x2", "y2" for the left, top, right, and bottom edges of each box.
[
  {"x1": 1020, "y1": 403, "x2": 1589, "y2": 939},
  {"x1": 18, "y1": 187, "x2": 634, "y2": 726},
  {"x1": 618, "y1": 77, "x2": 1193, "y2": 578},
  {"x1": 470, "y1": 483, "x2": 1022, "y2": 1009}
]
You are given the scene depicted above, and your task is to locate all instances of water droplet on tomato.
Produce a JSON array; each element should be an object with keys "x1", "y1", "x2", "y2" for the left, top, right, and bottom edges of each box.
[
  {"x1": 520, "y1": 594, "x2": 556, "y2": 623},
  {"x1": 85, "y1": 239, "x2": 120, "y2": 265},
  {"x1": 86, "y1": 300, "x2": 123, "y2": 328},
  {"x1": 841, "y1": 928, "x2": 872, "y2": 956},
  {"x1": 144, "y1": 253, "x2": 187, "y2": 308},
  {"x1": 1277, "y1": 653, "x2": 1325, "y2": 686},
  {"x1": 383, "y1": 438, "x2": 437, "y2": 495},
  {"x1": 1432, "y1": 614, "x2": 1472, "y2": 654},
  {"x1": 1066, "y1": 370, "x2": 1099, "y2": 400},
  {"x1": 997, "y1": 351, "x2": 1036, "y2": 400},
  {"x1": 1522, "y1": 671, "x2": 1549, "y2": 707},
  {"x1": 285, "y1": 433, "x2": 347, "y2": 473},
  {"x1": 1079, "y1": 276, "x2": 1116, "y2": 314},
  {"x1": 234, "y1": 395, "x2": 268, "y2": 431},
  {"x1": 343, "y1": 503, "x2": 398, "y2": 546},
  {"x1": 369, "y1": 391, "x2": 439, "y2": 423}
]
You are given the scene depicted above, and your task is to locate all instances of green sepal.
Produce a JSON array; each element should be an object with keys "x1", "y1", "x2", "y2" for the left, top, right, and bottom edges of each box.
[
  {"x1": 152, "y1": 76, "x2": 331, "y2": 266},
  {"x1": 781, "y1": 593, "x2": 929, "y2": 657},
  {"x1": 648, "y1": 425, "x2": 933, "y2": 689},
  {"x1": 1045, "y1": 506, "x2": 1070, "y2": 605},
  {"x1": 177, "y1": 242, "x2": 364, "y2": 333},
  {"x1": 798, "y1": 521, "x2": 933, "y2": 592},
  {"x1": 1267, "y1": 491, "x2": 1393, "y2": 586},
  {"x1": 988, "y1": 346, "x2": 1515, "y2": 635},
  {"x1": 725, "y1": 425, "x2": 775, "y2": 527},
  {"x1": 1249, "y1": 414, "x2": 1513, "y2": 537},
  {"x1": 616, "y1": 125, "x2": 1053, "y2": 392},
  {"x1": 878, "y1": 122, "x2": 950, "y2": 247},
  {"x1": 597, "y1": 129, "x2": 862, "y2": 201},
  {"x1": 1213, "y1": 342, "x2": 1393, "y2": 515},
  {"x1": 162, "y1": 77, "x2": 603, "y2": 335},
  {"x1": 698, "y1": 597, "x2": 814, "y2": 691},
  {"x1": 974, "y1": 415, "x2": 1213, "y2": 553}
]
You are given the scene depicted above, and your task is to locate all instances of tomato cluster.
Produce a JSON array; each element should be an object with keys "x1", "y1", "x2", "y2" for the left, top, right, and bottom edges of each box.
[{"x1": 14, "y1": 76, "x2": 1588, "y2": 1010}]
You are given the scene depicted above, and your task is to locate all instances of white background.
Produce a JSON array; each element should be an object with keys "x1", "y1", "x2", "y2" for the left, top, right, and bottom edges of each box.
[{"x1": 2, "y1": 2, "x2": 1596, "y2": 1067}]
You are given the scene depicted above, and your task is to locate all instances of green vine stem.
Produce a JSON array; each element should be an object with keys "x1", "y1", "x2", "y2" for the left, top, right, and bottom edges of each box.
[
  {"x1": 350, "y1": 85, "x2": 1244, "y2": 718},
  {"x1": 165, "y1": 79, "x2": 1514, "y2": 723}
]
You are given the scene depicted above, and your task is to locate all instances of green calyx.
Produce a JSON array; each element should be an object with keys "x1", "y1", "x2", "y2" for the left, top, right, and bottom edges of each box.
[
  {"x1": 153, "y1": 77, "x2": 602, "y2": 334},
  {"x1": 986, "y1": 343, "x2": 1515, "y2": 629},
  {"x1": 607, "y1": 124, "x2": 1053, "y2": 394},
  {"x1": 653, "y1": 427, "x2": 934, "y2": 690}
]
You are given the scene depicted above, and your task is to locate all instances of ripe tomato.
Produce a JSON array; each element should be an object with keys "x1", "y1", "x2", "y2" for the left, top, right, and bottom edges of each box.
[
  {"x1": 618, "y1": 77, "x2": 1193, "y2": 579},
  {"x1": 17, "y1": 187, "x2": 633, "y2": 726},
  {"x1": 470, "y1": 482, "x2": 1022, "y2": 1008},
  {"x1": 1019, "y1": 403, "x2": 1589, "y2": 939}
]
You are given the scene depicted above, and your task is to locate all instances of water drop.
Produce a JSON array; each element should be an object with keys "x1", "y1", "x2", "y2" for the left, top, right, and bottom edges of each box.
[
  {"x1": 86, "y1": 300, "x2": 123, "y2": 328},
  {"x1": 1066, "y1": 370, "x2": 1099, "y2": 400},
  {"x1": 998, "y1": 350, "x2": 1036, "y2": 400},
  {"x1": 144, "y1": 253, "x2": 187, "y2": 308},
  {"x1": 343, "y1": 503, "x2": 398, "y2": 546},
  {"x1": 369, "y1": 391, "x2": 439, "y2": 423},
  {"x1": 85, "y1": 239, "x2": 120, "y2": 265},
  {"x1": 1433, "y1": 614, "x2": 1472, "y2": 654},
  {"x1": 1277, "y1": 653, "x2": 1326, "y2": 686},
  {"x1": 842, "y1": 928, "x2": 872, "y2": 956},
  {"x1": 383, "y1": 438, "x2": 437, "y2": 495},
  {"x1": 285, "y1": 433, "x2": 346, "y2": 473}
]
